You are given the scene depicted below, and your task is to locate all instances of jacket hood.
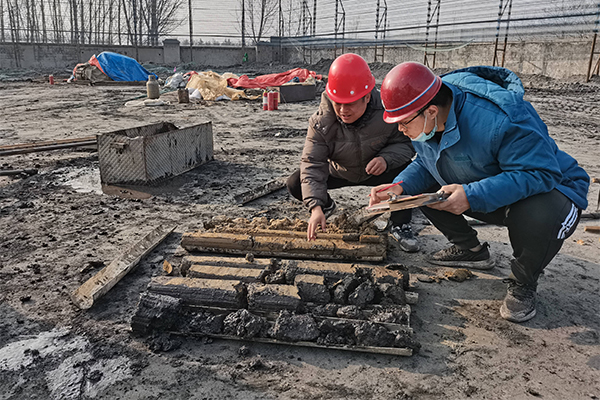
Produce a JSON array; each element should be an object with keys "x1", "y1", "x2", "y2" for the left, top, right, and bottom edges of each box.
[{"x1": 441, "y1": 66, "x2": 528, "y2": 122}]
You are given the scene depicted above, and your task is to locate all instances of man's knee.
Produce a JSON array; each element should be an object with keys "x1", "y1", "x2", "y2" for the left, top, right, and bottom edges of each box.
[
  {"x1": 506, "y1": 191, "x2": 579, "y2": 238},
  {"x1": 287, "y1": 170, "x2": 303, "y2": 201}
]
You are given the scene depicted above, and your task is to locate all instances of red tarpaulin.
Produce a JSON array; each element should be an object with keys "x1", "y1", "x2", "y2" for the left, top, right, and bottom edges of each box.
[{"x1": 227, "y1": 68, "x2": 322, "y2": 89}]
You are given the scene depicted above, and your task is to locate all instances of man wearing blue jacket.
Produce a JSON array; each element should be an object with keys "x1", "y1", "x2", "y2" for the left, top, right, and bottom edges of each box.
[{"x1": 370, "y1": 62, "x2": 589, "y2": 323}]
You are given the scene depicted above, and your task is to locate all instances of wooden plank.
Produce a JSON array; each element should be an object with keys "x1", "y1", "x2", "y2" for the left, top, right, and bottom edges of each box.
[
  {"x1": 181, "y1": 232, "x2": 253, "y2": 250},
  {"x1": 220, "y1": 228, "x2": 384, "y2": 244},
  {"x1": 584, "y1": 226, "x2": 600, "y2": 233},
  {"x1": 148, "y1": 276, "x2": 246, "y2": 308},
  {"x1": 283, "y1": 259, "x2": 357, "y2": 280},
  {"x1": 247, "y1": 283, "x2": 302, "y2": 312},
  {"x1": 187, "y1": 265, "x2": 264, "y2": 282},
  {"x1": 70, "y1": 224, "x2": 176, "y2": 309},
  {"x1": 233, "y1": 178, "x2": 286, "y2": 205},
  {"x1": 184, "y1": 303, "x2": 412, "y2": 333},
  {"x1": 178, "y1": 332, "x2": 412, "y2": 356},
  {"x1": 318, "y1": 315, "x2": 412, "y2": 335},
  {"x1": 183, "y1": 255, "x2": 274, "y2": 269},
  {"x1": 0, "y1": 137, "x2": 97, "y2": 156},
  {"x1": 181, "y1": 231, "x2": 385, "y2": 261},
  {"x1": 581, "y1": 213, "x2": 600, "y2": 220},
  {"x1": 0, "y1": 169, "x2": 38, "y2": 176},
  {"x1": 70, "y1": 80, "x2": 146, "y2": 86}
]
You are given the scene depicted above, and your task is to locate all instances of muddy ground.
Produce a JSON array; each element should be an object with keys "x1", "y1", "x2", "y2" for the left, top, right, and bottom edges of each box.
[{"x1": 1, "y1": 63, "x2": 600, "y2": 400}]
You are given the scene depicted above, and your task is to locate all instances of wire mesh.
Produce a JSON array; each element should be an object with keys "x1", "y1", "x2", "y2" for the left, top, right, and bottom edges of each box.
[{"x1": 0, "y1": 0, "x2": 598, "y2": 47}]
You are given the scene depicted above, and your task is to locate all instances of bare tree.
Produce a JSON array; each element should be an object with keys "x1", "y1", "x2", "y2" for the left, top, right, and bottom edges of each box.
[
  {"x1": 239, "y1": 0, "x2": 279, "y2": 45},
  {"x1": 136, "y1": 0, "x2": 182, "y2": 46},
  {"x1": 119, "y1": 0, "x2": 182, "y2": 46}
]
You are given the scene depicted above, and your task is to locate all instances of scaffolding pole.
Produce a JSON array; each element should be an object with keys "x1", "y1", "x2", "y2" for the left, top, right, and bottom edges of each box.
[
  {"x1": 301, "y1": 0, "x2": 312, "y2": 63},
  {"x1": 312, "y1": 0, "x2": 317, "y2": 64},
  {"x1": 374, "y1": 0, "x2": 388, "y2": 63},
  {"x1": 334, "y1": 0, "x2": 346, "y2": 59},
  {"x1": 276, "y1": 0, "x2": 283, "y2": 62},
  {"x1": 492, "y1": 0, "x2": 513, "y2": 67},
  {"x1": 423, "y1": 0, "x2": 440, "y2": 69},
  {"x1": 586, "y1": 3, "x2": 600, "y2": 82}
]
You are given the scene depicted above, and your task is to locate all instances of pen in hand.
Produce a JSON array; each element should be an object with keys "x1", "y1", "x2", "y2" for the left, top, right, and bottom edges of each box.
[{"x1": 368, "y1": 181, "x2": 403, "y2": 196}]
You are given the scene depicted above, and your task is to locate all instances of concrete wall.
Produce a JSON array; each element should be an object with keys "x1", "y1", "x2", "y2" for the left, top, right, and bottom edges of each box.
[
  {"x1": 179, "y1": 45, "x2": 255, "y2": 66},
  {"x1": 0, "y1": 40, "x2": 252, "y2": 70},
  {"x1": 0, "y1": 43, "x2": 166, "y2": 70},
  {"x1": 0, "y1": 38, "x2": 594, "y2": 80},
  {"x1": 279, "y1": 38, "x2": 594, "y2": 80}
]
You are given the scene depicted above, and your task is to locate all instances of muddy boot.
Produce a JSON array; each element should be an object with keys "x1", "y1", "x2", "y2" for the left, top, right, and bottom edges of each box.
[
  {"x1": 389, "y1": 223, "x2": 420, "y2": 253},
  {"x1": 500, "y1": 279, "x2": 537, "y2": 323},
  {"x1": 428, "y1": 242, "x2": 494, "y2": 270}
]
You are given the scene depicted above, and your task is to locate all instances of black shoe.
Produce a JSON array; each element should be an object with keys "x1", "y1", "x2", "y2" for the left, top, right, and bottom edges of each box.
[
  {"x1": 500, "y1": 279, "x2": 537, "y2": 323},
  {"x1": 389, "y1": 224, "x2": 420, "y2": 253},
  {"x1": 428, "y1": 242, "x2": 494, "y2": 270},
  {"x1": 322, "y1": 199, "x2": 337, "y2": 219}
]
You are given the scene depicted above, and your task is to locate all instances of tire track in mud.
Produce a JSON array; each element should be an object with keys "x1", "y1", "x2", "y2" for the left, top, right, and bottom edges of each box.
[{"x1": 525, "y1": 86, "x2": 600, "y2": 139}]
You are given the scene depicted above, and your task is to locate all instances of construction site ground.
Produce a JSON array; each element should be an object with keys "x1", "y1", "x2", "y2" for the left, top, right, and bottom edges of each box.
[{"x1": 1, "y1": 64, "x2": 600, "y2": 400}]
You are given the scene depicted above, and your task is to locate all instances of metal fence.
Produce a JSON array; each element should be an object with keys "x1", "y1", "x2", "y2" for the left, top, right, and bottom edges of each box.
[{"x1": 1, "y1": 0, "x2": 599, "y2": 79}]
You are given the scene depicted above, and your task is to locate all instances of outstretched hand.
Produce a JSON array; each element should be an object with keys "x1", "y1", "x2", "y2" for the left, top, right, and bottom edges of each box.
[
  {"x1": 427, "y1": 184, "x2": 470, "y2": 215},
  {"x1": 307, "y1": 206, "x2": 326, "y2": 241}
]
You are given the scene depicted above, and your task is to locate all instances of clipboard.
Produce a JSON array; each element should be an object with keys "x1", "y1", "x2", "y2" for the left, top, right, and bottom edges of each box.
[{"x1": 365, "y1": 192, "x2": 449, "y2": 216}]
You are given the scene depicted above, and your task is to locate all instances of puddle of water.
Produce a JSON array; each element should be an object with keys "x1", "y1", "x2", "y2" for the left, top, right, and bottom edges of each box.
[
  {"x1": 52, "y1": 167, "x2": 154, "y2": 199},
  {"x1": 53, "y1": 166, "x2": 103, "y2": 194}
]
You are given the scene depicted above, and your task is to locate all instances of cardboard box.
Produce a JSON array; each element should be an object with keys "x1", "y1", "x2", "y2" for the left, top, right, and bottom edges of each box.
[{"x1": 98, "y1": 121, "x2": 213, "y2": 185}]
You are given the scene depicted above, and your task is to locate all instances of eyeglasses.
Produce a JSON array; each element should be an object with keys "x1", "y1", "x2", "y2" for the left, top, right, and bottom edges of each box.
[{"x1": 398, "y1": 106, "x2": 428, "y2": 129}]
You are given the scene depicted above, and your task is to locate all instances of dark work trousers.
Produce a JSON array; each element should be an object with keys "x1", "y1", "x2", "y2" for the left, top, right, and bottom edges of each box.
[
  {"x1": 287, "y1": 165, "x2": 412, "y2": 226},
  {"x1": 420, "y1": 188, "x2": 581, "y2": 287}
]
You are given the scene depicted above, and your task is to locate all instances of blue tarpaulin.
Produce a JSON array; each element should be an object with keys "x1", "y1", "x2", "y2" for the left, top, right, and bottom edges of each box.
[{"x1": 95, "y1": 52, "x2": 157, "y2": 82}]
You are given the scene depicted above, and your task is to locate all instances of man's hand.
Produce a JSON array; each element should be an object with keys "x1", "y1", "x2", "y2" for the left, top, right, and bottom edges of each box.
[
  {"x1": 365, "y1": 156, "x2": 387, "y2": 176},
  {"x1": 307, "y1": 206, "x2": 327, "y2": 241},
  {"x1": 369, "y1": 183, "x2": 404, "y2": 206},
  {"x1": 428, "y1": 184, "x2": 470, "y2": 215}
]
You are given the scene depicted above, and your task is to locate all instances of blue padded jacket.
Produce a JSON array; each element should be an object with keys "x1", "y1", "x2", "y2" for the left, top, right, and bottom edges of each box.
[{"x1": 393, "y1": 66, "x2": 589, "y2": 213}]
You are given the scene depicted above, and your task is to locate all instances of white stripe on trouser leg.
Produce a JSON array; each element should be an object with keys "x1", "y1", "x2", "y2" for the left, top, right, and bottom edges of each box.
[{"x1": 557, "y1": 203, "x2": 577, "y2": 239}]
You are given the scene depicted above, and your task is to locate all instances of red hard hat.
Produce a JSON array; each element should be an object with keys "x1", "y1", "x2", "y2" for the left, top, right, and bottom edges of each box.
[
  {"x1": 381, "y1": 62, "x2": 442, "y2": 123},
  {"x1": 326, "y1": 53, "x2": 376, "y2": 104}
]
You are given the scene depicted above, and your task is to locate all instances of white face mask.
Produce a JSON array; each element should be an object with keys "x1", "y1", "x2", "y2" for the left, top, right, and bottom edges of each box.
[{"x1": 411, "y1": 113, "x2": 437, "y2": 143}]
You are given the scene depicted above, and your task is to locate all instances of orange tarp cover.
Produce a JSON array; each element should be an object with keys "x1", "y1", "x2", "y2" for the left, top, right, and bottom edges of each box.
[{"x1": 227, "y1": 68, "x2": 321, "y2": 89}]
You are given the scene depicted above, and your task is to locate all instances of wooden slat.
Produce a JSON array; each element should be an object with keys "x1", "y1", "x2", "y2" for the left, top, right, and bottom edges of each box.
[
  {"x1": 71, "y1": 224, "x2": 176, "y2": 309},
  {"x1": 177, "y1": 332, "x2": 412, "y2": 356},
  {"x1": 584, "y1": 226, "x2": 600, "y2": 233},
  {"x1": 147, "y1": 276, "x2": 245, "y2": 309},
  {"x1": 183, "y1": 255, "x2": 274, "y2": 269},
  {"x1": 220, "y1": 228, "x2": 384, "y2": 244},
  {"x1": 187, "y1": 265, "x2": 264, "y2": 282},
  {"x1": 233, "y1": 178, "x2": 286, "y2": 205},
  {"x1": 0, "y1": 137, "x2": 97, "y2": 156},
  {"x1": 183, "y1": 303, "x2": 413, "y2": 333},
  {"x1": 181, "y1": 231, "x2": 385, "y2": 261},
  {"x1": 0, "y1": 169, "x2": 37, "y2": 176}
]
